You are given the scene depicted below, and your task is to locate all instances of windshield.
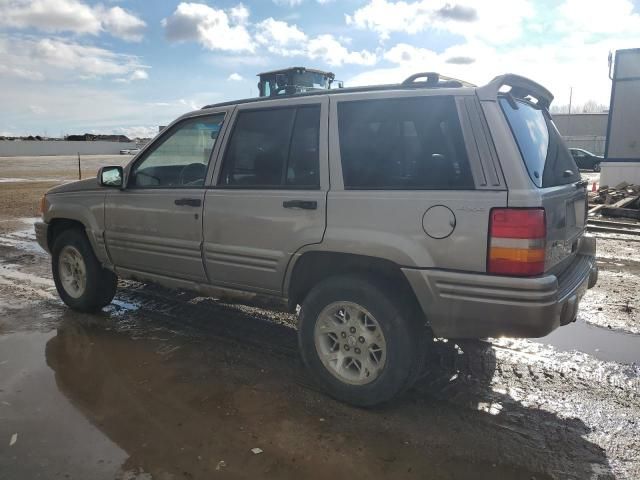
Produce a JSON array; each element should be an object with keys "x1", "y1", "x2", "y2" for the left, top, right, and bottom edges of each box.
[{"x1": 499, "y1": 97, "x2": 580, "y2": 187}]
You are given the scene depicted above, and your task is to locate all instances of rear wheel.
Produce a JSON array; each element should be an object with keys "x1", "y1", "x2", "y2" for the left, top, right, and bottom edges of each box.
[
  {"x1": 298, "y1": 275, "x2": 425, "y2": 407},
  {"x1": 593, "y1": 162, "x2": 601, "y2": 172},
  {"x1": 52, "y1": 229, "x2": 117, "y2": 312}
]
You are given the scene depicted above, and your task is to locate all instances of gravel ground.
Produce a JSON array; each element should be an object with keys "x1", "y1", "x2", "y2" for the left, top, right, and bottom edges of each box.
[{"x1": 0, "y1": 161, "x2": 639, "y2": 479}]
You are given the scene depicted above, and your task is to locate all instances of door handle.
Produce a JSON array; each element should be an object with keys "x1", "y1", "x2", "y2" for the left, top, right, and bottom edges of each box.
[
  {"x1": 174, "y1": 198, "x2": 202, "y2": 207},
  {"x1": 283, "y1": 200, "x2": 317, "y2": 210}
]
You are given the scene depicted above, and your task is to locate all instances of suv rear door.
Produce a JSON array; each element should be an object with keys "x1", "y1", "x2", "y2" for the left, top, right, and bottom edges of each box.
[{"x1": 203, "y1": 96, "x2": 328, "y2": 293}]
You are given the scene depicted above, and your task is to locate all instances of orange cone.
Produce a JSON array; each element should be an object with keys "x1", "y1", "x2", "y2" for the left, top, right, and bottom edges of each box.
[{"x1": 592, "y1": 181, "x2": 598, "y2": 192}]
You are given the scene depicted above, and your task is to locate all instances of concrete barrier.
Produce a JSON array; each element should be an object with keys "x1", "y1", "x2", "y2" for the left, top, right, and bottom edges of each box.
[{"x1": 0, "y1": 141, "x2": 138, "y2": 157}]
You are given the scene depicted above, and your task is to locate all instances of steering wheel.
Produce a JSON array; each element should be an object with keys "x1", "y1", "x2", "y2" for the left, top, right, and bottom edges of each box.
[{"x1": 178, "y1": 163, "x2": 207, "y2": 186}]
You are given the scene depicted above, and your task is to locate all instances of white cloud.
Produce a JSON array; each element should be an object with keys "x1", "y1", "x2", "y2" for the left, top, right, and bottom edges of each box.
[
  {"x1": 345, "y1": 0, "x2": 640, "y2": 106},
  {"x1": 255, "y1": 17, "x2": 307, "y2": 56},
  {"x1": 351, "y1": 38, "x2": 638, "y2": 106},
  {"x1": 0, "y1": 36, "x2": 147, "y2": 81},
  {"x1": 272, "y1": 0, "x2": 334, "y2": 4},
  {"x1": 100, "y1": 5, "x2": 146, "y2": 42},
  {"x1": 110, "y1": 126, "x2": 159, "y2": 139},
  {"x1": 227, "y1": 72, "x2": 243, "y2": 81},
  {"x1": 162, "y1": 2, "x2": 255, "y2": 53},
  {"x1": 557, "y1": 0, "x2": 640, "y2": 36},
  {"x1": 273, "y1": 0, "x2": 303, "y2": 6},
  {"x1": 163, "y1": 5, "x2": 376, "y2": 66},
  {"x1": 28, "y1": 104, "x2": 46, "y2": 114},
  {"x1": 0, "y1": 0, "x2": 101, "y2": 34},
  {"x1": 115, "y1": 68, "x2": 149, "y2": 83},
  {"x1": 254, "y1": 18, "x2": 375, "y2": 65},
  {"x1": 0, "y1": 0, "x2": 146, "y2": 41},
  {"x1": 229, "y1": 3, "x2": 250, "y2": 24},
  {"x1": 346, "y1": 0, "x2": 532, "y2": 44},
  {"x1": 307, "y1": 34, "x2": 377, "y2": 66}
]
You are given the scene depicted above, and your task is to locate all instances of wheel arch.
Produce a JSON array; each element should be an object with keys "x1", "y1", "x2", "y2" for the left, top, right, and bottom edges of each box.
[
  {"x1": 285, "y1": 250, "x2": 422, "y2": 315},
  {"x1": 48, "y1": 218, "x2": 86, "y2": 250},
  {"x1": 47, "y1": 216, "x2": 111, "y2": 268}
]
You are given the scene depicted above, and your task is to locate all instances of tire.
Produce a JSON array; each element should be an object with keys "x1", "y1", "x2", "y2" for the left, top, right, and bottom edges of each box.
[
  {"x1": 593, "y1": 162, "x2": 601, "y2": 172},
  {"x1": 298, "y1": 275, "x2": 426, "y2": 407},
  {"x1": 52, "y1": 228, "x2": 117, "y2": 312}
]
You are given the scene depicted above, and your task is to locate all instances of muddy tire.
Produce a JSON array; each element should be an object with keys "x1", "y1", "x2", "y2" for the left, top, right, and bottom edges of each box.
[
  {"x1": 298, "y1": 275, "x2": 425, "y2": 407},
  {"x1": 52, "y1": 228, "x2": 117, "y2": 312}
]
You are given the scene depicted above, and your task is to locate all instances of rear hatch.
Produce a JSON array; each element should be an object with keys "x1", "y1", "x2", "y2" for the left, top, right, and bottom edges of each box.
[{"x1": 499, "y1": 96, "x2": 587, "y2": 274}]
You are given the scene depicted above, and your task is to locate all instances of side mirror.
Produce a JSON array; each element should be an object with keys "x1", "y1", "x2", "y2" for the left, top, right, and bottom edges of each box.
[{"x1": 98, "y1": 166, "x2": 124, "y2": 188}]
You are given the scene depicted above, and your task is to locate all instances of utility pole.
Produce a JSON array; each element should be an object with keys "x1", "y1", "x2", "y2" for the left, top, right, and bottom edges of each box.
[
  {"x1": 77, "y1": 152, "x2": 81, "y2": 180},
  {"x1": 568, "y1": 87, "x2": 573, "y2": 114}
]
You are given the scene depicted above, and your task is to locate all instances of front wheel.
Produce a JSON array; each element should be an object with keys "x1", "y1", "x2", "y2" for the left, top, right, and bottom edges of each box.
[
  {"x1": 298, "y1": 276, "x2": 424, "y2": 407},
  {"x1": 52, "y1": 228, "x2": 117, "y2": 312}
]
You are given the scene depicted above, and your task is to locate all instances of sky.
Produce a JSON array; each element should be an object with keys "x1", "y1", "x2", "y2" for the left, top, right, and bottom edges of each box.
[{"x1": 1, "y1": 0, "x2": 639, "y2": 138}]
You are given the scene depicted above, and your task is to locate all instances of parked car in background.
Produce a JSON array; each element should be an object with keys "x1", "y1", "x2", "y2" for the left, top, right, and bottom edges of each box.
[
  {"x1": 569, "y1": 148, "x2": 602, "y2": 172},
  {"x1": 35, "y1": 72, "x2": 598, "y2": 406},
  {"x1": 119, "y1": 148, "x2": 141, "y2": 155}
]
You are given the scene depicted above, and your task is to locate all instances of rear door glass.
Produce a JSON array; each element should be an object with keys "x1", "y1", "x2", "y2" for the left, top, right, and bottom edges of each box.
[
  {"x1": 337, "y1": 96, "x2": 474, "y2": 190},
  {"x1": 499, "y1": 97, "x2": 580, "y2": 187}
]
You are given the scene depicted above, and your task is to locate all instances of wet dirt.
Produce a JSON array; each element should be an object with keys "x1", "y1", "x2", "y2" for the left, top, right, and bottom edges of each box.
[
  {"x1": 0, "y1": 167, "x2": 639, "y2": 479},
  {"x1": 534, "y1": 318, "x2": 640, "y2": 364},
  {"x1": 0, "y1": 227, "x2": 639, "y2": 479},
  {"x1": 0, "y1": 155, "x2": 128, "y2": 231},
  {"x1": 581, "y1": 236, "x2": 640, "y2": 335}
]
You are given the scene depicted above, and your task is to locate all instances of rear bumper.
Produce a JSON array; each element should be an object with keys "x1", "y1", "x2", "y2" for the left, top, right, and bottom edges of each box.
[
  {"x1": 34, "y1": 221, "x2": 49, "y2": 253},
  {"x1": 403, "y1": 238, "x2": 598, "y2": 339}
]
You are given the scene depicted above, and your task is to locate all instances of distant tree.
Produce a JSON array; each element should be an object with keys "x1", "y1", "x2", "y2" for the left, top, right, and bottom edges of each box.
[
  {"x1": 550, "y1": 101, "x2": 608, "y2": 114},
  {"x1": 581, "y1": 100, "x2": 608, "y2": 113}
]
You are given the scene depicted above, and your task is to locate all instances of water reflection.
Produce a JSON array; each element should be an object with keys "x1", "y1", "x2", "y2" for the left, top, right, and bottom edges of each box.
[{"x1": 37, "y1": 310, "x2": 613, "y2": 480}]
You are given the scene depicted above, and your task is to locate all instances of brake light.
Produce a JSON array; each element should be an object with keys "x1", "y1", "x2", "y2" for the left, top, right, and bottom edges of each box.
[{"x1": 488, "y1": 208, "x2": 546, "y2": 276}]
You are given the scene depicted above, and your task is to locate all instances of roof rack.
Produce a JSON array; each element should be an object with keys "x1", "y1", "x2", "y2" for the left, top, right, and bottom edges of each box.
[
  {"x1": 202, "y1": 71, "x2": 474, "y2": 109},
  {"x1": 401, "y1": 72, "x2": 475, "y2": 88}
]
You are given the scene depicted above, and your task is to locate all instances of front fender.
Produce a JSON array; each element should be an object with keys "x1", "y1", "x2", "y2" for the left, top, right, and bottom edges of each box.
[{"x1": 44, "y1": 190, "x2": 109, "y2": 265}]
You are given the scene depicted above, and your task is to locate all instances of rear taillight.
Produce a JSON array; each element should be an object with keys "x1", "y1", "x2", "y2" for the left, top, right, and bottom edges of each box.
[{"x1": 488, "y1": 208, "x2": 546, "y2": 276}]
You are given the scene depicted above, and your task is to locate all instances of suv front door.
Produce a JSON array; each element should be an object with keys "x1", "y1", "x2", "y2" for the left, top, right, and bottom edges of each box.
[
  {"x1": 203, "y1": 97, "x2": 328, "y2": 293},
  {"x1": 104, "y1": 111, "x2": 228, "y2": 282}
]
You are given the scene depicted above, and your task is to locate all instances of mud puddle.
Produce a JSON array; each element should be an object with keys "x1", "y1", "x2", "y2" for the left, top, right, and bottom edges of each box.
[
  {"x1": 532, "y1": 319, "x2": 640, "y2": 364},
  {"x1": 1, "y1": 315, "x2": 552, "y2": 480}
]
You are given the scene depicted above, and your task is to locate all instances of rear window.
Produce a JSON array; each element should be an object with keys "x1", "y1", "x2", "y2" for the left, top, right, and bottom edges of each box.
[
  {"x1": 338, "y1": 96, "x2": 474, "y2": 190},
  {"x1": 499, "y1": 97, "x2": 580, "y2": 187}
]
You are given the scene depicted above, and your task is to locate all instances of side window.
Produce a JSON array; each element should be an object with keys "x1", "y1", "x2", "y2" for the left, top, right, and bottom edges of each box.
[
  {"x1": 287, "y1": 106, "x2": 321, "y2": 187},
  {"x1": 219, "y1": 105, "x2": 321, "y2": 188},
  {"x1": 131, "y1": 115, "x2": 224, "y2": 188},
  {"x1": 337, "y1": 97, "x2": 474, "y2": 190}
]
